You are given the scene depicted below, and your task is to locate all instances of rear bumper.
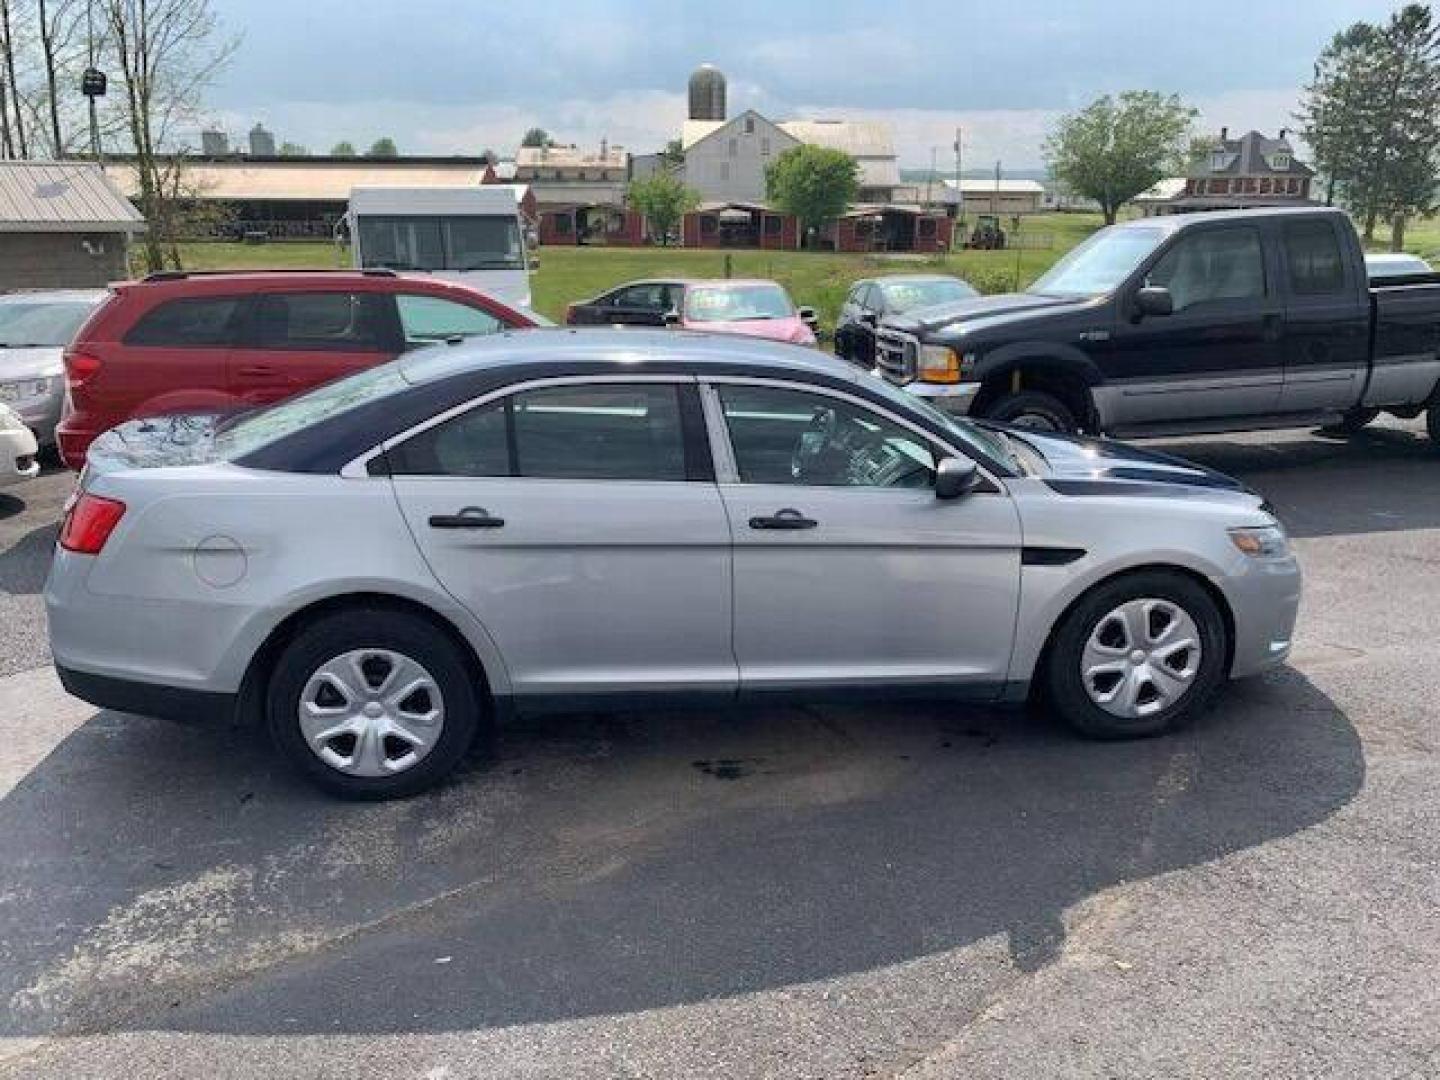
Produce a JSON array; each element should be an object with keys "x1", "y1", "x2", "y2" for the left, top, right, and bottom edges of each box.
[{"x1": 56, "y1": 663, "x2": 238, "y2": 724}]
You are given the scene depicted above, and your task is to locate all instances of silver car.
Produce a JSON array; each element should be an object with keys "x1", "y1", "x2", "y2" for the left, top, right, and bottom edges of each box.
[
  {"x1": 46, "y1": 330, "x2": 1301, "y2": 798},
  {"x1": 0, "y1": 289, "x2": 107, "y2": 449}
]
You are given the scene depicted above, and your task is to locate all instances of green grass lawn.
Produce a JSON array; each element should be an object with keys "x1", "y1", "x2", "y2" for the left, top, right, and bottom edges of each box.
[{"x1": 167, "y1": 212, "x2": 1107, "y2": 327}]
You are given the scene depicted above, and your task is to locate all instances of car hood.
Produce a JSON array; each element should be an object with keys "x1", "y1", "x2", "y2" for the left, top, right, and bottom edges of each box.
[
  {"x1": 997, "y1": 426, "x2": 1264, "y2": 506},
  {"x1": 682, "y1": 316, "x2": 809, "y2": 343},
  {"x1": 85, "y1": 413, "x2": 222, "y2": 473},
  {"x1": 883, "y1": 292, "x2": 1094, "y2": 336},
  {"x1": 0, "y1": 345, "x2": 65, "y2": 381}
]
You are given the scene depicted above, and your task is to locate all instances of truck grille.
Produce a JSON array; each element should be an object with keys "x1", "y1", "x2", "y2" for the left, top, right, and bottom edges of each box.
[{"x1": 874, "y1": 329, "x2": 916, "y2": 383}]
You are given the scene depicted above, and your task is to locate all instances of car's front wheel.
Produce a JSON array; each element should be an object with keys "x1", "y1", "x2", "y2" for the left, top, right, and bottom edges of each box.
[
  {"x1": 267, "y1": 606, "x2": 483, "y2": 799},
  {"x1": 1043, "y1": 571, "x2": 1229, "y2": 739},
  {"x1": 984, "y1": 390, "x2": 1079, "y2": 433}
]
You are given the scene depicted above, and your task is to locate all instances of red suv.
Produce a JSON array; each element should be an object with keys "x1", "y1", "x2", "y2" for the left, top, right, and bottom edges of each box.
[{"x1": 58, "y1": 269, "x2": 541, "y2": 467}]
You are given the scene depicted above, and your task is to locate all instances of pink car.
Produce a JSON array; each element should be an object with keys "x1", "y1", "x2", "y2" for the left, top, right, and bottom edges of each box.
[{"x1": 566, "y1": 278, "x2": 819, "y2": 346}]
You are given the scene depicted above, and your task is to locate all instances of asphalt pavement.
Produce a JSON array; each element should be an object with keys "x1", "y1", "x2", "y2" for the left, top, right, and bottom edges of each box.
[{"x1": 0, "y1": 422, "x2": 1437, "y2": 1079}]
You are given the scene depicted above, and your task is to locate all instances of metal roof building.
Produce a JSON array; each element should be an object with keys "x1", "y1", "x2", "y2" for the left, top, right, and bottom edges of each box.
[{"x1": 0, "y1": 160, "x2": 144, "y2": 291}]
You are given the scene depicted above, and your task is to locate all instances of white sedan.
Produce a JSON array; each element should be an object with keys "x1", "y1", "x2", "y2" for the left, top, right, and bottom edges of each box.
[{"x1": 0, "y1": 402, "x2": 39, "y2": 488}]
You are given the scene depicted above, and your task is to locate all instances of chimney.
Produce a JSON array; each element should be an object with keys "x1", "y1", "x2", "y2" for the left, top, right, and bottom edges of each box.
[
  {"x1": 1278, "y1": 127, "x2": 1289, "y2": 141},
  {"x1": 600, "y1": 136, "x2": 608, "y2": 160},
  {"x1": 1219, "y1": 126, "x2": 1228, "y2": 142}
]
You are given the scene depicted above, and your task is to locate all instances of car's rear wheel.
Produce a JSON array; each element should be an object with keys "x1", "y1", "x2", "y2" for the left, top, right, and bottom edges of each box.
[
  {"x1": 985, "y1": 390, "x2": 1079, "y2": 433},
  {"x1": 267, "y1": 607, "x2": 482, "y2": 799},
  {"x1": 1043, "y1": 571, "x2": 1229, "y2": 739},
  {"x1": 1428, "y1": 402, "x2": 1440, "y2": 448}
]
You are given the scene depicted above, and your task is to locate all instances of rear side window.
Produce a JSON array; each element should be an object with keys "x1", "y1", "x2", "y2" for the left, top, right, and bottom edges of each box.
[
  {"x1": 124, "y1": 296, "x2": 242, "y2": 347},
  {"x1": 255, "y1": 292, "x2": 393, "y2": 352},
  {"x1": 388, "y1": 383, "x2": 688, "y2": 481},
  {"x1": 397, "y1": 294, "x2": 504, "y2": 345},
  {"x1": 1284, "y1": 220, "x2": 1347, "y2": 296}
]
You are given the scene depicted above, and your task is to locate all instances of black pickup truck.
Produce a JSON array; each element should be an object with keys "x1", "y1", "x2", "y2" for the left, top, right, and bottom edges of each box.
[{"x1": 868, "y1": 207, "x2": 1440, "y2": 443}]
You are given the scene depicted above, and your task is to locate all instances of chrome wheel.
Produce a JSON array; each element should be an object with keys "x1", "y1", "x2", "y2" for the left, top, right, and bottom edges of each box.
[
  {"x1": 1080, "y1": 598, "x2": 1202, "y2": 720},
  {"x1": 298, "y1": 649, "x2": 445, "y2": 777}
]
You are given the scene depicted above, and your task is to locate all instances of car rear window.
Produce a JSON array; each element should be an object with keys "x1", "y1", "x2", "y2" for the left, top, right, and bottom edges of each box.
[{"x1": 123, "y1": 296, "x2": 243, "y2": 347}]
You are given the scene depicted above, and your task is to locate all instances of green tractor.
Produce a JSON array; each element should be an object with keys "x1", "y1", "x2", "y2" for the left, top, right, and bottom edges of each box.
[{"x1": 968, "y1": 214, "x2": 1007, "y2": 250}]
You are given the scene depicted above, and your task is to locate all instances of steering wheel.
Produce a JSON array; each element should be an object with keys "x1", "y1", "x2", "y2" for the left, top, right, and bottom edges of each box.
[{"x1": 790, "y1": 406, "x2": 841, "y2": 482}]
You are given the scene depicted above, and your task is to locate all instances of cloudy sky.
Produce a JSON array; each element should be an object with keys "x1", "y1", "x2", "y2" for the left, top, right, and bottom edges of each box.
[{"x1": 204, "y1": 0, "x2": 1402, "y2": 169}]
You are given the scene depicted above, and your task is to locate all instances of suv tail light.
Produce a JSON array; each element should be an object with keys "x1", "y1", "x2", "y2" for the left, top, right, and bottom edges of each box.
[
  {"x1": 59, "y1": 494, "x2": 126, "y2": 555},
  {"x1": 64, "y1": 350, "x2": 103, "y2": 390},
  {"x1": 563, "y1": 303, "x2": 575, "y2": 324}
]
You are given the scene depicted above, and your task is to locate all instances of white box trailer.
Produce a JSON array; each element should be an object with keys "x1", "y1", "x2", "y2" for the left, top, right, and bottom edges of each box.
[{"x1": 345, "y1": 185, "x2": 534, "y2": 308}]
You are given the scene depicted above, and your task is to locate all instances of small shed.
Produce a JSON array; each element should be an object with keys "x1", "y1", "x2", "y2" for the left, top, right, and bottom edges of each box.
[{"x1": 0, "y1": 161, "x2": 144, "y2": 290}]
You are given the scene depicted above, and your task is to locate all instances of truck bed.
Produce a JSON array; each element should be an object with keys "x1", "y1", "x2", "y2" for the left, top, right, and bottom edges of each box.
[{"x1": 1367, "y1": 280, "x2": 1440, "y2": 409}]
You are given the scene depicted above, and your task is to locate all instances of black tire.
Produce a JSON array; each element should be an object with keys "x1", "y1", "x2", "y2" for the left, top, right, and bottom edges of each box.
[
  {"x1": 1428, "y1": 402, "x2": 1440, "y2": 449},
  {"x1": 1320, "y1": 406, "x2": 1380, "y2": 436},
  {"x1": 266, "y1": 606, "x2": 484, "y2": 799},
  {"x1": 984, "y1": 390, "x2": 1080, "y2": 433},
  {"x1": 1042, "y1": 570, "x2": 1229, "y2": 740}
]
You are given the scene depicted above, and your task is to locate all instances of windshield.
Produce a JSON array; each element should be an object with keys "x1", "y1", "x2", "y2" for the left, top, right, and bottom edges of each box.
[
  {"x1": 686, "y1": 284, "x2": 793, "y2": 322},
  {"x1": 882, "y1": 278, "x2": 978, "y2": 314},
  {"x1": 1028, "y1": 227, "x2": 1165, "y2": 298},
  {"x1": 357, "y1": 215, "x2": 525, "y2": 272},
  {"x1": 214, "y1": 362, "x2": 407, "y2": 460},
  {"x1": 856, "y1": 371, "x2": 1019, "y2": 472},
  {"x1": 0, "y1": 299, "x2": 97, "y2": 347}
]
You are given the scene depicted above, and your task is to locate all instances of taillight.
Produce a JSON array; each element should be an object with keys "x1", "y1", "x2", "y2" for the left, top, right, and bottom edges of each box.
[
  {"x1": 59, "y1": 494, "x2": 126, "y2": 555},
  {"x1": 64, "y1": 350, "x2": 102, "y2": 390},
  {"x1": 564, "y1": 304, "x2": 575, "y2": 324}
]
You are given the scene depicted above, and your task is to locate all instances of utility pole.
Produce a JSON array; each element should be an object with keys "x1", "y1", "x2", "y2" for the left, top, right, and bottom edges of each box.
[
  {"x1": 924, "y1": 146, "x2": 937, "y2": 206},
  {"x1": 81, "y1": 0, "x2": 104, "y2": 162},
  {"x1": 994, "y1": 160, "x2": 1001, "y2": 216},
  {"x1": 952, "y1": 127, "x2": 963, "y2": 223}
]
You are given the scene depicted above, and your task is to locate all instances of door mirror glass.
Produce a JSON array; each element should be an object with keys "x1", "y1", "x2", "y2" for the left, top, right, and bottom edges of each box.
[
  {"x1": 798, "y1": 305, "x2": 819, "y2": 328},
  {"x1": 859, "y1": 311, "x2": 878, "y2": 326},
  {"x1": 662, "y1": 309, "x2": 682, "y2": 327},
  {"x1": 1134, "y1": 285, "x2": 1174, "y2": 319},
  {"x1": 934, "y1": 456, "x2": 980, "y2": 500}
]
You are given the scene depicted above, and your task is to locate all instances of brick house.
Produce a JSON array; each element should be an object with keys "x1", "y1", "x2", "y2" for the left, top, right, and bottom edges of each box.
[{"x1": 1167, "y1": 129, "x2": 1316, "y2": 213}]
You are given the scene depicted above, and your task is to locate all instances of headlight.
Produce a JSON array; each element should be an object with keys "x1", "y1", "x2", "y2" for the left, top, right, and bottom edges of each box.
[
  {"x1": 1229, "y1": 524, "x2": 1290, "y2": 558},
  {"x1": 917, "y1": 344, "x2": 960, "y2": 384},
  {"x1": 0, "y1": 405, "x2": 22, "y2": 431}
]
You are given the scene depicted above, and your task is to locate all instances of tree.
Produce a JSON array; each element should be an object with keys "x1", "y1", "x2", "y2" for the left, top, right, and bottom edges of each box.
[
  {"x1": 0, "y1": 0, "x2": 28, "y2": 157},
  {"x1": 520, "y1": 126, "x2": 550, "y2": 148},
  {"x1": 104, "y1": 0, "x2": 238, "y2": 271},
  {"x1": 477, "y1": 147, "x2": 497, "y2": 164},
  {"x1": 1045, "y1": 91, "x2": 1196, "y2": 225},
  {"x1": 659, "y1": 137, "x2": 684, "y2": 168},
  {"x1": 626, "y1": 171, "x2": 699, "y2": 245},
  {"x1": 329, "y1": 139, "x2": 356, "y2": 156},
  {"x1": 278, "y1": 140, "x2": 308, "y2": 157},
  {"x1": 1300, "y1": 6, "x2": 1440, "y2": 247},
  {"x1": 764, "y1": 144, "x2": 859, "y2": 247},
  {"x1": 365, "y1": 135, "x2": 397, "y2": 157}
]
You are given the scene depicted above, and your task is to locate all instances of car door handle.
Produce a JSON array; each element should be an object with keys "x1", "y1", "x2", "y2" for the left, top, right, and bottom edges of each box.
[
  {"x1": 238, "y1": 364, "x2": 279, "y2": 376},
  {"x1": 428, "y1": 506, "x2": 505, "y2": 529},
  {"x1": 749, "y1": 508, "x2": 818, "y2": 530}
]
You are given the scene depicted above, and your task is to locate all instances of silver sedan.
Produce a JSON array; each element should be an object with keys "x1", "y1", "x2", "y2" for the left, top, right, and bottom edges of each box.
[
  {"x1": 46, "y1": 330, "x2": 1301, "y2": 798},
  {"x1": 0, "y1": 289, "x2": 107, "y2": 450}
]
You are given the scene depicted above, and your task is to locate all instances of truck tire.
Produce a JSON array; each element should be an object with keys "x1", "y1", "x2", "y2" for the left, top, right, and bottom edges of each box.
[{"x1": 984, "y1": 391, "x2": 1079, "y2": 433}]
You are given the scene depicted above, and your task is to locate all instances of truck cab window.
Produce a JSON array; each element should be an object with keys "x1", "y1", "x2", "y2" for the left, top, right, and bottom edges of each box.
[
  {"x1": 1284, "y1": 221, "x2": 1347, "y2": 296},
  {"x1": 1145, "y1": 228, "x2": 1265, "y2": 312}
]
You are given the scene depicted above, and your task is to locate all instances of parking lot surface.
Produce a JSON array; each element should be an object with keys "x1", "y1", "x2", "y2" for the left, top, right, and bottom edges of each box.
[{"x1": 1, "y1": 422, "x2": 1438, "y2": 1079}]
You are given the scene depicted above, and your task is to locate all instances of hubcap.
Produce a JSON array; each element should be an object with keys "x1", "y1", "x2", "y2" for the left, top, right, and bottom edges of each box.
[
  {"x1": 1081, "y1": 598, "x2": 1202, "y2": 720},
  {"x1": 298, "y1": 649, "x2": 445, "y2": 777},
  {"x1": 1012, "y1": 412, "x2": 1061, "y2": 431}
]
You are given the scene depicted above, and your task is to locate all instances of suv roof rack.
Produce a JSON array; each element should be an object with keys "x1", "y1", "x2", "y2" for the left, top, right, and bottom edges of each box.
[{"x1": 140, "y1": 267, "x2": 398, "y2": 283}]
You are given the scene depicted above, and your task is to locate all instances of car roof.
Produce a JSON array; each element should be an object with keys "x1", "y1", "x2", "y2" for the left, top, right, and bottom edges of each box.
[
  {"x1": 399, "y1": 326, "x2": 847, "y2": 386},
  {"x1": 605, "y1": 277, "x2": 786, "y2": 291},
  {"x1": 872, "y1": 274, "x2": 967, "y2": 287}
]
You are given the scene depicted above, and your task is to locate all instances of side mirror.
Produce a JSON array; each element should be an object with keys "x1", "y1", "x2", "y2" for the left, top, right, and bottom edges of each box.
[
  {"x1": 662, "y1": 310, "x2": 682, "y2": 327},
  {"x1": 859, "y1": 311, "x2": 878, "y2": 327},
  {"x1": 798, "y1": 305, "x2": 819, "y2": 329},
  {"x1": 1134, "y1": 285, "x2": 1173, "y2": 319},
  {"x1": 934, "y1": 456, "x2": 981, "y2": 500}
]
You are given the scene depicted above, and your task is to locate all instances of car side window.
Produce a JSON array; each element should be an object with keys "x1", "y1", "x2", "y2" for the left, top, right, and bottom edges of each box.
[
  {"x1": 611, "y1": 285, "x2": 669, "y2": 312},
  {"x1": 397, "y1": 294, "x2": 504, "y2": 346},
  {"x1": 717, "y1": 384, "x2": 937, "y2": 489},
  {"x1": 1145, "y1": 227, "x2": 1265, "y2": 312},
  {"x1": 123, "y1": 296, "x2": 243, "y2": 347},
  {"x1": 255, "y1": 292, "x2": 393, "y2": 352},
  {"x1": 388, "y1": 383, "x2": 689, "y2": 482},
  {"x1": 1284, "y1": 220, "x2": 1347, "y2": 296}
]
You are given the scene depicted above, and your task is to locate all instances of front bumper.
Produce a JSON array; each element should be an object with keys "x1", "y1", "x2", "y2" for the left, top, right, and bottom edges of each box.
[
  {"x1": 8, "y1": 389, "x2": 63, "y2": 447},
  {"x1": 886, "y1": 376, "x2": 983, "y2": 416},
  {"x1": 1225, "y1": 552, "x2": 1303, "y2": 678},
  {"x1": 0, "y1": 425, "x2": 39, "y2": 487}
]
